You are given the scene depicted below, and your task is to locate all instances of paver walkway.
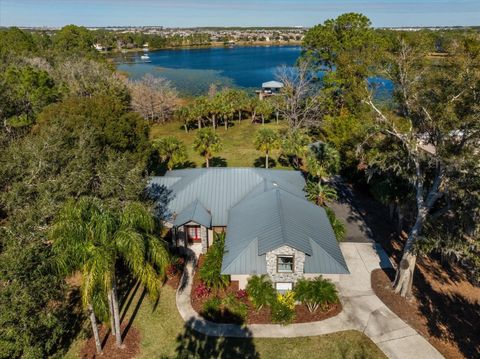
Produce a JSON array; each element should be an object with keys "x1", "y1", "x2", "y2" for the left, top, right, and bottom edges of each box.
[{"x1": 176, "y1": 242, "x2": 443, "y2": 359}]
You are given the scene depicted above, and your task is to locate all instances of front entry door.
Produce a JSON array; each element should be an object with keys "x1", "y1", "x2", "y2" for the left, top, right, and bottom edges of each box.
[{"x1": 186, "y1": 225, "x2": 201, "y2": 244}]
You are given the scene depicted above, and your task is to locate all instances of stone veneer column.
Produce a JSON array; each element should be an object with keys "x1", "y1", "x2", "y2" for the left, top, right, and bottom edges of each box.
[
  {"x1": 200, "y1": 226, "x2": 208, "y2": 253},
  {"x1": 265, "y1": 245, "x2": 306, "y2": 284}
]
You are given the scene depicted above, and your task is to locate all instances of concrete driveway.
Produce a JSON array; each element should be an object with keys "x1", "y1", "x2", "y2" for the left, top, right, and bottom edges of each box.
[{"x1": 176, "y1": 242, "x2": 443, "y2": 358}]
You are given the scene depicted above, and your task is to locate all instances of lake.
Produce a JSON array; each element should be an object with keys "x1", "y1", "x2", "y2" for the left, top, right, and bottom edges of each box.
[{"x1": 115, "y1": 45, "x2": 392, "y2": 98}]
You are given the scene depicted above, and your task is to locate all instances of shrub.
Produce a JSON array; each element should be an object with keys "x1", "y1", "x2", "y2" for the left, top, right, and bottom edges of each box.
[
  {"x1": 294, "y1": 276, "x2": 339, "y2": 312},
  {"x1": 271, "y1": 300, "x2": 295, "y2": 325},
  {"x1": 325, "y1": 207, "x2": 346, "y2": 242},
  {"x1": 202, "y1": 297, "x2": 222, "y2": 321},
  {"x1": 199, "y1": 232, "x2": 230, "y2": 290},
  {"x1": 222, "y1": 293, "x2": 248, "y2": 322},
  {"x1": 193, "y1": 282, "x2": 210, "y2": 299},
  {"x1": 246, "y1": 275, "x2": 277, "y2": 310},
  {"x1": 235, "y1": 289, "x2": 248, "y2": 300},
  {"x1": 277, "y1": 290, "x2": 295, "y2": 310}
]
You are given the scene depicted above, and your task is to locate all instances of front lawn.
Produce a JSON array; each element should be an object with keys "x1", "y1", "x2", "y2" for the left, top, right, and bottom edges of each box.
[
  {"x1": 150, "y1": 120, "x2": 289, "y2": 169},
  {"x1": 66, "y1": 283, "x2": 387, "y2": 358}
]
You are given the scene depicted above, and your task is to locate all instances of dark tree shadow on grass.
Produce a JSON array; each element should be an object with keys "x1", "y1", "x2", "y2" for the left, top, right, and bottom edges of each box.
[
  {"x1": 203, "y1": 157, "x2": 227, "y2": 167},
  {"x1": 253, "y1": 156, "x2": 276, "y2": 168},
  {"x1": 173, "y1": 318, "x2": 259, "y2": 359},
  {"x1": 122, "y1": 287, "x2": 147, "y2": 341}
]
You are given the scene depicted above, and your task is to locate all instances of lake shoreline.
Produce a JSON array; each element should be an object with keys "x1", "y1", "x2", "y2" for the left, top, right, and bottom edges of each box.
[{"x1": 106, "y1": 41, "x2": 303, "y2": 55}]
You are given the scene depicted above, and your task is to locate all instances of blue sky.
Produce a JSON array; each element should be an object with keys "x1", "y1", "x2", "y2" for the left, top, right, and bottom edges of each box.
[{"x1": 1, "y1": 0, "x2": 479, "y2": 27}]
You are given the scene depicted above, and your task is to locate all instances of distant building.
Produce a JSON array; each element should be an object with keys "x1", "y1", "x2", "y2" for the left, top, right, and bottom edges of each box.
[{"x1": 257, "y1": 80, "x2": 284, "y2": 99}]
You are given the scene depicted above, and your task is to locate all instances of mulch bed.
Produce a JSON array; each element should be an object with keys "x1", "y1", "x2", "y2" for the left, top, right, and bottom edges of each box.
[
  {"x1": 165, "y1": 255, "x2": 186, "y2": 290},
  {"x1": 80, "y1": 323, "x2": 140, "y2": 359},
  {"x1": 191, "y1": 255, "x2": 342, "y2": 325},
  {"x1": 372, "y1": 264, "x2": 480, "y2": 359},
  {"x1": 343, "y1": 181, "x2": 480, "y2": 359},
  {"x1": 166, "y1": 271, "x2": 182, "y2": 289}
]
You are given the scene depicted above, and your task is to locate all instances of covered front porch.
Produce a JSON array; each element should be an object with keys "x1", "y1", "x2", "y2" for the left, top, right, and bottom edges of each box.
[{"x1": 171, "y1": 199, "x2": 213, "y2": 256}]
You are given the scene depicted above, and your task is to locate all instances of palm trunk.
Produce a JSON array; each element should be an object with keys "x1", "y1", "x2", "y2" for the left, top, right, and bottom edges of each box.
[
  {"x1": 184, "y1": 124, "x2": 188, "y2": 133},
  {"x1": 265, "y1": 150, "x2": 269, "y2": 169},
  {"x1": 88, "y1": 304, "x2": 103, "y2": 354},
  {"x1": 108, "y1": 292, "x2": 116, "y2": 336},
  {"x1": 261, "y1": 115, "x2": 265, "y2": 125},
  {"x1": 276, "y1": 111, "x2": 279, "y2": 124},
  {"x1": 198, "y1": 118, "x2": 202, "y2": 129},
  {"x1": 238, "y1": 110, "x2": 241, "y2": 123},
  {"x1": 205, "y1": 156, "x2": 210, "y2": 168},
  {"x1": 111, "y1": 282, "x2": 124, "y2": 348},
  {"x1": 212, "y1": 115, "x2": 216, "y2": 130},
  {"x1": 224, "y1": 118, "x2": 228, "y2": 131}
]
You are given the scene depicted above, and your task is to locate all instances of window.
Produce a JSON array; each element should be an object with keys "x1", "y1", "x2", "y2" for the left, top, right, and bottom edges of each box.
[
  {"x1": 275, "y1": 282, "x2": 293, "y2": 294},
  {"x1": 186, "y1": 225, "x2": 201, "y2": 243},
  {"x1": 277, "y1": 255, "x2": 294, "y2": 273}
]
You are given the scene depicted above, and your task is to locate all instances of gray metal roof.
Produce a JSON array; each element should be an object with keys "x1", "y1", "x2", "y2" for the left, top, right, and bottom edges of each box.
[
  {"x1": 221, "y1": 188, "x2": 349, "y2": 275},
  {"x1": 173, "y1": 199, "x2": 211, "y2": 228},
  {"x1": 222, "y1": 239, "x2": 267, "y2": 275},
  {"x1": 262, "y1": 80, "x2": 284, "y2": 88},
  {"x1": 149, "y1": 168, "x2": 348, "y2": 276},
  {"x1": 150, "y1": 168, "x2": 306, "y2": 226}
]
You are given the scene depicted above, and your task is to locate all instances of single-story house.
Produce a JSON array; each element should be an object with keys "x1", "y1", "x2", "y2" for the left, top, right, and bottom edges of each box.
[
  {"x1": 150, "y1": 168, "x2": 349, "y2": 291},
  {"x1": 257, "y1": 80, "x2": 284, "y2": 99}
]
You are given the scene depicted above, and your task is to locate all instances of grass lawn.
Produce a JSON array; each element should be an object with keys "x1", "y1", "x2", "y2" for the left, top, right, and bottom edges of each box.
[
  {"x1": 150, "y1": 120, "x2": 291, "y2": 169},
  {"x1": 66, "y1": 284, "x2": 387, "y2": 359}
]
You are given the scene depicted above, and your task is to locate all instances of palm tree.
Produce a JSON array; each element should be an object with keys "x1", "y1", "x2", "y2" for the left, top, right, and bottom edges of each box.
[
  {"x1": 281, "y1": 130, "x2": 311, "y2": 169},
  {"x1": 254, "y1": 128, "x2": 280, "y2": 169},
  {"x1": 305, "y1": 152, "x2": 329, "y2": 180},
  {"x1": 256, "y1": 99, "x2": 274, "y2": 125},
  {"x1": 153, "y1": 136, "x2": 188, "y2": 170},
  {"x1": 51, "y1": 197, "x2": 170, "y2": 351},
  {"x1": 51, "y1": 198, "x2": 115, "y2": 354},
  {"x1": 193, "y1": 128, "x2": 222, "y2": 168},
  {"x1": 305, "y1": 181, "x2": 338, "y2": 206},
  {"x1": 308, "y1": 142, "x2": 340, "y2": 178}
]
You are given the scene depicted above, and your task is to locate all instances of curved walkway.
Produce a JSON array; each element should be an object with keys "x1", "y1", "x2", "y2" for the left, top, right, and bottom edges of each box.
[{"x1": 176, "y1": 242, "x2": 443, "y2": 359}]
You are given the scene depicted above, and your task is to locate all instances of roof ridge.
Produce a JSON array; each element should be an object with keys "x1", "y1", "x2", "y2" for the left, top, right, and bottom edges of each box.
[
  {"x1": 276, "y1": 189, "x2": 288, "y2": 247},
  {"x1": 192, "y1": 199, "x2": 199, "y2": 217}
]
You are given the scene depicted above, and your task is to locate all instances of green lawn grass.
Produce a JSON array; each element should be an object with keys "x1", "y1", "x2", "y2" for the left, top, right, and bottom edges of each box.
[
  {"x1": 66, "y1": 284, "x2": 387, "y2": 359},
  {"x1": 150, "y1": 119, "x2": 291, "y2": 169}
]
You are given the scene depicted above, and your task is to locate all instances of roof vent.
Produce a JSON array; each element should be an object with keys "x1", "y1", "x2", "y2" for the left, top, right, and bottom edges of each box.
[{"x1": 272, "y1": 181, "x2": 278, "y2": 187}]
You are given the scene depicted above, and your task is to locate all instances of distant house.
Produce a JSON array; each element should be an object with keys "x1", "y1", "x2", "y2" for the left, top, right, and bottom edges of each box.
[
  {"x1": 150, "y1": 168, "x2": 349, "y2": 290},
  {"x1": 93, "y1": 43, "x2": 105, "y2": 51},
  {"x1": 257, "y1": 80, "x2": 284, "y2": 100}
]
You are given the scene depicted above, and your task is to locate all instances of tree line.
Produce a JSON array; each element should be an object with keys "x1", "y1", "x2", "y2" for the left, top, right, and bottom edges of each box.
[
  {"x1": 0, "y1": 14, "x2": 479, "y2": 358},
  {"x1": 0, "y1": 25, "x2": 172, "y2": 357}
]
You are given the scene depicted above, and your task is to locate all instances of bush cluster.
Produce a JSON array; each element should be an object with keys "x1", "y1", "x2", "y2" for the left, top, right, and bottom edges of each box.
[
  {"x1": 245, "y1": 275, "x2": 340, "y2": 325},
  {"x1": 294, "y1": 277, "x2": 339, "y2": 312},
  {"x1": 199, "y1": 232, "x2": 230, "y2": 290},
  {"x1": 245, "y1": 274, "x2": 277, "y2": 310}
]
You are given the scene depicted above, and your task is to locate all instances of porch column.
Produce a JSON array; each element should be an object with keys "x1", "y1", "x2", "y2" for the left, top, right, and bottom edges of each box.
[{"x1": 201, "y1": 226, "x2": 208, "y2": 254}]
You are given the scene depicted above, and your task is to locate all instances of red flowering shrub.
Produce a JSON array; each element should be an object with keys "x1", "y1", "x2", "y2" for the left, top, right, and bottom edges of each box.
[
  {"x1": 194, "y1": 282, "x2": 210, "y2": 298},
  {"x1": 235, "y1": 289, "x2": 247, "y2": 300}
]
